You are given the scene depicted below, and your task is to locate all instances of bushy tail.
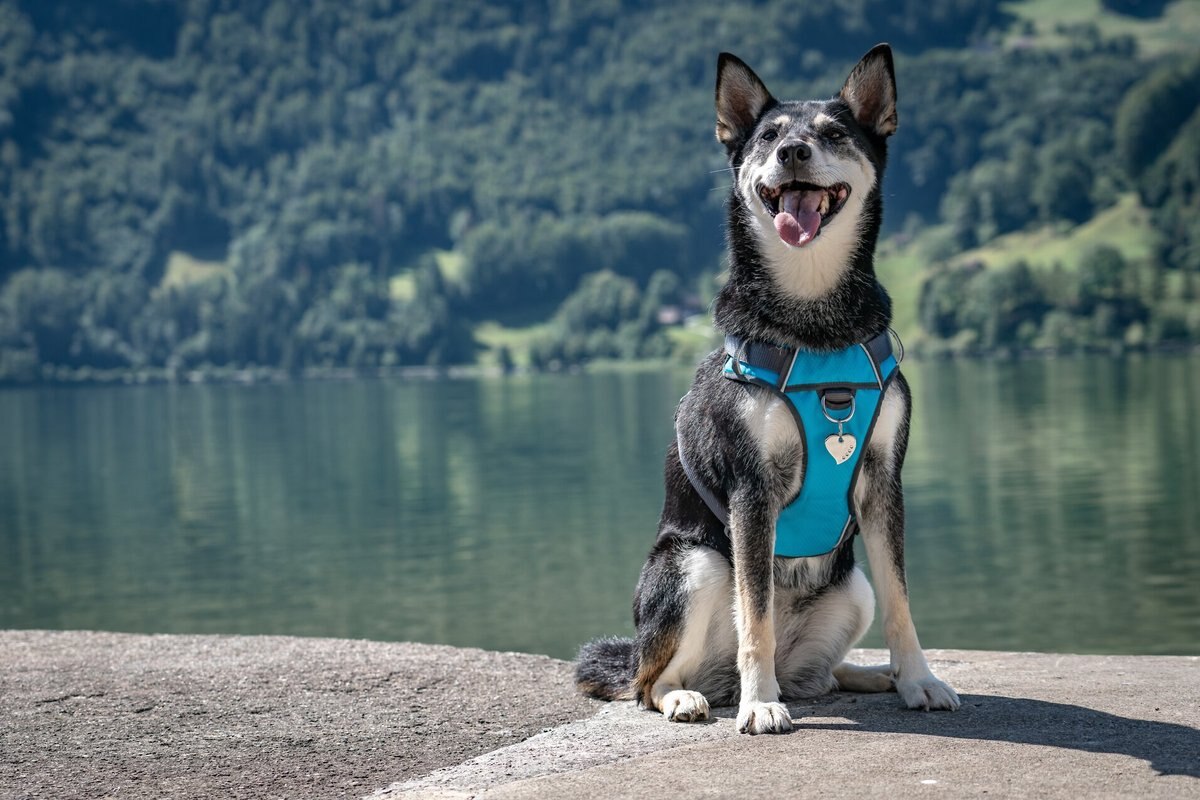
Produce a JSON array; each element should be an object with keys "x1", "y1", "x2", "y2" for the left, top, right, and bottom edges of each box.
[{"x1": 575, "y1": 636, "x2": 636, "y2": 701}]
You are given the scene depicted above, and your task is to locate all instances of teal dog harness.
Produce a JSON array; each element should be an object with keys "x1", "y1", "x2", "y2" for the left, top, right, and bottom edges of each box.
[{"x1": 678, "y1": 331, "x2": 900, "y2": 558}]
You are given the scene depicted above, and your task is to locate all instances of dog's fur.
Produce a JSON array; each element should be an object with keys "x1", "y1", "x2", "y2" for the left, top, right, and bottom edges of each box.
[{"x1": 575, "y1": 45, "x2": 959, "y2": 734}]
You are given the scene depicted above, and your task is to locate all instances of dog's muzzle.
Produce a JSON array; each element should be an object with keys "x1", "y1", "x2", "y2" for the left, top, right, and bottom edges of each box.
[{"x1": 757, "y1": 182, "x2": 850, "y2": 247}]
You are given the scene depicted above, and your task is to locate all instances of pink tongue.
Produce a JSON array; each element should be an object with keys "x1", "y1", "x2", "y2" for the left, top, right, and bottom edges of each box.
[{"x1": 773, "y1": 190, "x2": 823, "y2": 247}]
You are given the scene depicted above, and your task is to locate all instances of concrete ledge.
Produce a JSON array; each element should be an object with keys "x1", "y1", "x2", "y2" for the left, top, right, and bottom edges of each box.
[
  {"x1": 0, "y1": 631, "x2": 592, "y2": 798},
  {"x1": 2, "y1": 631, "x2": 1197, "y2": 799}
]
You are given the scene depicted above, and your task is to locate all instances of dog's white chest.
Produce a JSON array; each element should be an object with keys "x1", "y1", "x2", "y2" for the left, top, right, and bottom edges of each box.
[{"x1": 741, "y1": 389, "x2": 805, "y2": 495}]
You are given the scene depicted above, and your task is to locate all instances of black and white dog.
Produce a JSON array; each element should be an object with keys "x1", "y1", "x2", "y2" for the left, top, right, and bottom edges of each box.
[{"x1": 576, "y1": 45, "x2": 959, "y2": 734}]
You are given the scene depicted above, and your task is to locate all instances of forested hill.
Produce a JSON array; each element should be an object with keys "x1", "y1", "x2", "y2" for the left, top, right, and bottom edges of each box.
[{"x1": 0, "y1": 0, "x2": 1197, "y2": 382}]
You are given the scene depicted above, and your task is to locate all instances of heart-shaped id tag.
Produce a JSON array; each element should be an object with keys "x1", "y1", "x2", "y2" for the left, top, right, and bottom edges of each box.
[{"x1": 824, "y1": 433, "x2": 856, "y2": 465}]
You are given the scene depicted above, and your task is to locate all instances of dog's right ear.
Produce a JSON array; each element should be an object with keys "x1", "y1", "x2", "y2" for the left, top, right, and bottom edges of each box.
[
  {"x1": 840, "y1": 43, "x2": 898, "y2": 137},
  {"x1": 715, "y1": 53, "x2": 774, "y2": 151}
]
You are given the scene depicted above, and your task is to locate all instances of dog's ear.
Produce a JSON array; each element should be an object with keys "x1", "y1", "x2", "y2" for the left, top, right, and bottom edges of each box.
[
  {"x1": 839, "y1": 43, "x2": 897, "y2": 137},
  {"x1": 715, "y1": 53, "x2": 774, "y2": 150}
]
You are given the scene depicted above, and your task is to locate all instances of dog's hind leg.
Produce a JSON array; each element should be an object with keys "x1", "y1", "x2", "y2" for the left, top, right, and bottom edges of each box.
[
  {"x1": 776, "y1": 565, "x2": 889, "y2": 697},
  {"x1": 641, "y1": 547, "x2": 732, "y2": 722},
  {"x1": 833, "y1": 662, "x2": 895, "y2": 693},
  {"x1": 631, "y1": 545, "x2": 729, "y2": 722},
  {"x1": 826, "y1": 568, "x2": 895, "y2": 694}
]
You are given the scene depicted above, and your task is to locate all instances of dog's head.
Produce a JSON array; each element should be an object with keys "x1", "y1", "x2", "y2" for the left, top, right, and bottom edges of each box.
[{"x1": 715, "y1": 45, "x2": 897, "y2": 301}]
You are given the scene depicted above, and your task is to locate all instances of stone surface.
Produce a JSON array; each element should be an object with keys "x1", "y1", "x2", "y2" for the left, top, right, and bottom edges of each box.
[
  {"x1": 381, "y1": 649, "x2": 1200, "y2": 799},
  {"x1": 2, "y1": 632, "x2": 1198, "y2": 799},
  {"x1": 0, "y1": 631, "x2": 592, "y2": 799}
]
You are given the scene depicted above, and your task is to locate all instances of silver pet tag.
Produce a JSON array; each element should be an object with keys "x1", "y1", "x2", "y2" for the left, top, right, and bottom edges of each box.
[
  {"x1": 824, "y1": 433, "x2": 856, "y2": 465},
  {"x1": 821, "y1": 393, "x2": 858, "y2": 465}
]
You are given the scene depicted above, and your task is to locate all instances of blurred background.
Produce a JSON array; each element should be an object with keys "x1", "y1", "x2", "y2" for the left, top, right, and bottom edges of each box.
[{"x1": 0, "y1": 0, "x2": 1197, "y2": 659}]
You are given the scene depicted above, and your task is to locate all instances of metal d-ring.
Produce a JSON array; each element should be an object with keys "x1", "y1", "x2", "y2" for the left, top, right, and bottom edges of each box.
[
  {"x1": 729, "y1": 341, "x2": 747, "y2": 379},
  {"x1": 729, "y1": 353, "x2": 744, "y2": 379},
  {"x1": 820, "y1": 392, "x2": 856, "y2": 425}
]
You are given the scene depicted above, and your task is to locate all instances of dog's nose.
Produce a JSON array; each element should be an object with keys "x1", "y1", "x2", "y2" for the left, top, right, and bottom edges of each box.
[{"x1": 777, "y1": 141, "x2": 812, "y2": 165}]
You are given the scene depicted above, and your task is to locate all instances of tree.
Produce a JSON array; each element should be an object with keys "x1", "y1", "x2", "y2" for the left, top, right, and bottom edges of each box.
[
  {"x1": 1114, "y1": 56, "x2": 1200, "y2": 179},
  {"x1": 1033, "y1": 147, "x2": 1094, "y2": 224},
  {"x1": 1, "y1": 269, "x2": 83, "y2": 365}
]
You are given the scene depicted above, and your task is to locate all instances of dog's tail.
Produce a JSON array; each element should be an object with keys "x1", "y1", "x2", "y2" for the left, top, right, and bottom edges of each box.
[{"x1": 575, "y1": 636, "x2": 636, "y2": 701}]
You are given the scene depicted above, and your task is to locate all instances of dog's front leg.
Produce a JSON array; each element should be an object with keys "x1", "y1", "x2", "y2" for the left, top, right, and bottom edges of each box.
[
  {"x1": 859, "y1": 462, "x2": 960, "y2": 711},
  {"x1": 729, "y1": 495, "x2": 792, "y2": 734}
]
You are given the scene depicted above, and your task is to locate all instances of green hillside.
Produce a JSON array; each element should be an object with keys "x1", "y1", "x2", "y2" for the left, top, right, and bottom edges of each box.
[
  {"x1": 0, "y1": 0, "x2": 1196, "y2": 382},
  {"x1": 878, "y1": 192, "x2": 1162, "y2": 345}
]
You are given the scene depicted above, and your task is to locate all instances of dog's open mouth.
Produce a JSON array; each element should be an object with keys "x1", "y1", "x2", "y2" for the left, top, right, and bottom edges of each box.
[{"x1": 758, "y1": 182, "x2": 851, "y2": 248}]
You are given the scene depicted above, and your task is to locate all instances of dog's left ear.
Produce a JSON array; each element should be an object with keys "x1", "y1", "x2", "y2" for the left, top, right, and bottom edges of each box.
[
  {"x1": 840, "y1": 43, "x2": 898, "y2": 137},
  {"x1": 715, "y1": 53, "x2": 775, "y2": 151}
]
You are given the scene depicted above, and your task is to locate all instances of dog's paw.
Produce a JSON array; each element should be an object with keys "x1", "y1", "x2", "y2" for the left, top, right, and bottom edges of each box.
[
  {"x1": 833, "y1": 662, "x2": 896, "y2": 693},
  {"x1": 897, "y1": 674, "x2": 960, "y2": 711},
  {"x1": 660, "y1": 689, "x2": 710, "y2": 723},
  {"x1": 736, "y1": 701, "x2": 793, "y2": 735}
]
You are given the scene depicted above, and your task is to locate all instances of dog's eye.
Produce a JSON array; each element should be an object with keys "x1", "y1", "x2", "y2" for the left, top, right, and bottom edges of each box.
[
  {"x1": 761, "y1": 129, "x2": 778, "y2": 142},
  {"x1": 827, "y1": 129, "x2": 845, "y2": 141}
]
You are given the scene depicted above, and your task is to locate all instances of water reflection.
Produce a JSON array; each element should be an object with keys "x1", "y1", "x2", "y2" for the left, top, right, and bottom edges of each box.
[
  {"x1": 900, "y1": 356, "x2": 1200, "y2": 655},
  {"x1": 1, "y1": 356, "x2": 1197, "y2": 659}
]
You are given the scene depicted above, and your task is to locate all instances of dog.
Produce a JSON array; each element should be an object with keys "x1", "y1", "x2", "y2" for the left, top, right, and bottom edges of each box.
[{"x1": 575, "y1": 44, "x2": 959, "y2": 735}]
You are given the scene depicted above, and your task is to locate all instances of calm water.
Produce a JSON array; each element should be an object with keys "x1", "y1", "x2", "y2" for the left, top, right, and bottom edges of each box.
[{"x1": 1, "y1": 356, "x2": 1198, "y2": 659}]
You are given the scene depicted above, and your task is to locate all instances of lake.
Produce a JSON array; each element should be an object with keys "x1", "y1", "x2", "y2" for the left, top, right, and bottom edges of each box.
[{"x1": 1, "y1": 355, "x2": 1198, "y2": 660}]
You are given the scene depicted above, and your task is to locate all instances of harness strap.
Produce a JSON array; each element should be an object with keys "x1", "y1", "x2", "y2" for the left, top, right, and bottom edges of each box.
[
  {"x1": 675, "y1": 424, "x2": 729, "y2": 528},
  {"x1": 723, "y1": 336, "x2": 794, "y2": 379},
  {"x1": 724, "y1": 330, "x2": 897, "y2": 391},
  {"x1": 864, "y1": 329, "x2": 895, "y2": 368}
]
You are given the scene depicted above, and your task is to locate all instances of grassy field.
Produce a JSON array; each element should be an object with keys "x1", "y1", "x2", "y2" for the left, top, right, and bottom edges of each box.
[
  {"x1": 388, "y1": 273, "x2": 416, "y2": 302},
  {"x1": 473, "y1": 320, "x2": 553, "y2": 368},
  {"x1": 1003, "y1": 0, "x2": 1200, "y2": 57},
  {"x1": 875, "y1": 238, "x2": 929, "y2": 344},
  {"x1": 159, "y1": 251, "x2": 230, "y2": 291},
  {"x1": 434, "y1": 249, "x2": 470, "y2": 289},
  {"x1": 948, "y1": 193, "x2": 1159, "y2": 271},
  {"x1": 389, "y1": 249, "x2": 471, "y2": 302},
  {"x1": 666, "y1": 317, "x2": 722, "y2": 362}
]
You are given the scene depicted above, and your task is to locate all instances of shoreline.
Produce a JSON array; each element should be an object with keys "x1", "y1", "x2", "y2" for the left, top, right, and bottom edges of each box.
[{"x1": 3, "y1": 343, "x2": 1200, "y2": 390}]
